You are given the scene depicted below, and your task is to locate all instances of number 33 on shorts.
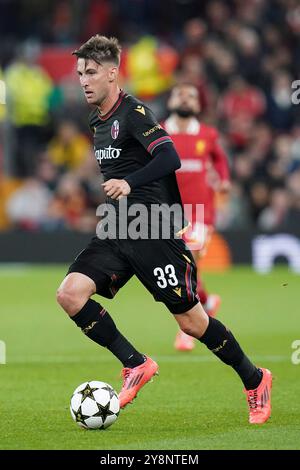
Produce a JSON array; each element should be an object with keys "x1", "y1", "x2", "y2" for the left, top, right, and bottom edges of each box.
[{"x1": 153, "y1": 264, "x2": 179, "y2": 288}]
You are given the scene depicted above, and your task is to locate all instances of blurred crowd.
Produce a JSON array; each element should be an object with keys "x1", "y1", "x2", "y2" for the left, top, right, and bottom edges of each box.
[{"x1": 0, "y1": 0, "x2": 300, "y2": 233}]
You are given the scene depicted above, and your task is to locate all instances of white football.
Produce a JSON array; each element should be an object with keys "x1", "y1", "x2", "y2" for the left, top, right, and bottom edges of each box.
[{"x1": 70, "y1": 381, "x2": 120, "y2": 430}]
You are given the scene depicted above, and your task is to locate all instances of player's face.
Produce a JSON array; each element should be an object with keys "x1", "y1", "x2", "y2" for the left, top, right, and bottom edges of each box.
[
  {"x1": 77, "y1": 58, "x2": 117, "y2": 106},
  {"x1": 168, "y1": 86, "x2": 200, "y2": 117}
]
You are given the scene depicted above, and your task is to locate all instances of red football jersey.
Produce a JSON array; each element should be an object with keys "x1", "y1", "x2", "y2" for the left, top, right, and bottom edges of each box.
[{"x1": 163, "y1": 116, "x2": 230, "y2": 226}]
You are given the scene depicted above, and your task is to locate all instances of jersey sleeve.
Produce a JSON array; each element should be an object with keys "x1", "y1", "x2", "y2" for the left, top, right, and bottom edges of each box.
[{"x1": 126, "y1": 104, "x2": 173, "y2": 155}]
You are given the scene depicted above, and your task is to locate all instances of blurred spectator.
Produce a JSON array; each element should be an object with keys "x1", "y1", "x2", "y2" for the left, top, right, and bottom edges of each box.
[
  {"x1": 46, "y1": 120, "x2": 91, "y2": 173},
  {"x1": 216, "y1": 181, "x2": 251, "y2": 230},
  {"x1": 51, "y1": 0, "x2": 75, "y2": 44},
  {"x1": 82, "y1": 0, "x2": 114, "y2": 41},
  {"x1": 287, "y1": 169, "x2": 300, "y2": 198},
  {"x1": 235, "y1": 27, "x2": 262, "y2": 85},
  {"x1": 235, "y1": 0, "x2": 266, "y2": 28},
  {"x1": 263, "y1": 24, "x2": 284, "y2": 56},
  {"x1": 267, "y1": 159, "x2": 287, "y2": 187},
  {"x1": 285, "y1": 165, "x2": 300, "y2": 231},
  {"x1": 6, "y1": 178, "x2": 52, "y2": 230},
  {"x1": 219, "y1": 76, "x2": 266, "y2": 147},
  {"x1": 258, "y1": 187, "x2": 291, "y2": 230},
  {"x1": 220, "y1": 76, "x2": 266, "y2": 121},
  {"x1": 275, "y1": 133, "x2": 292, "y2": 159},
  {"x1": 285, "y1": 195, "x2": 300, "y2": 231},
  {"x1": 176, "y1": 55, "x2": 210, "y2": 113},
  {"x1": 54, "y1": 77, "x2": 90, "y2": 132},
  {"x1": 232, "y1": 153, "x2": 255, "y2": 189},
  {"x1": 35, "y1": 154, "x2": 59, "y2": 192},
  {"x1": 290, "y1": 126, "x2": 300, "y2": 170},
  {"x1": 74, "y1": 156, "x2": 106, "y2": 209},
  {"x1": 286, "y1": 0, "x2": 300, "y2": 38},
  {"x1": 46, "y1": 174, "x2": 90, "y2": 231},
  {"x1": 126, "y1": 36, "x2": 178, "y2": 99},
  {"x1": 266, "y1": 70, "x2": 296, "y2": 131},
  {"x1": 5, "y1": 41, "x2": 54, "y2": 176},
  {"x1": 247, "y1": 122, "x2": 273, "y2": 171},
  {"x1": 180, "y1": 18, "x2": 207, "y2": 60},
  {"x1": 206, "y1": 0, "x2": 230, "y2": 35},
  {"x1": 249, "y1": 181, "x2": 270, "y2": 223},
  {"x1": 204, "y1": 44, "x2": 237, "y2": 92}
]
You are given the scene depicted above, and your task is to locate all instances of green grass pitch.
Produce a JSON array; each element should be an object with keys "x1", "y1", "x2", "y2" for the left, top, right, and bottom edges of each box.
[{"x1": 0, "y1": 265, "x2": 299, "y2": 450}]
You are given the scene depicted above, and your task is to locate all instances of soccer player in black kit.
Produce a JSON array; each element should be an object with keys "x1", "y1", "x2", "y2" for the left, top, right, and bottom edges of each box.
[{"x1": 56, "y1": 35, "x2": 272, "y2": 424}]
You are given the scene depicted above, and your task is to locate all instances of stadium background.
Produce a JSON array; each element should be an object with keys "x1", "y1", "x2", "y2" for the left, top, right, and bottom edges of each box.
[{"x1": 0, "y1": 0, "x2": 299, "y2": 451}]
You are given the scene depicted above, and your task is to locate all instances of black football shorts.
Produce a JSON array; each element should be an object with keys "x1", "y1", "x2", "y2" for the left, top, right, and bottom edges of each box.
[{"x1": 67, "y1": 236, "x2": 199, "y2": 314}]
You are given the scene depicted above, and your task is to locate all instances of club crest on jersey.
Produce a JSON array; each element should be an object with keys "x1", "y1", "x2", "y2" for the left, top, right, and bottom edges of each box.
[
  {"x1": 195, "y1": 140, "x2": 206, "y2": 155},
  {"x1": 111, "y1": 120, "x2": 119, "y2": 139}
]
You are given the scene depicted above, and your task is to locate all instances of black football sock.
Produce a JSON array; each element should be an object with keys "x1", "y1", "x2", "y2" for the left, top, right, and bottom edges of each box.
[
  {"x1": 199, "y1": 317, "x2": 262, "y2": 390},
  {"x1": 108, "y1": 334, "x2": 146, "y2": 368},
  {"x1": 71, "y1": 299, "x2": 145, "y2": 368}
]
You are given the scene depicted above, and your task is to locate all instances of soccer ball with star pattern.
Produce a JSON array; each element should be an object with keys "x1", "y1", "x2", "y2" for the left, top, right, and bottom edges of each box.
[{"x1": 70, "y1": 381, "x2": 120, "y2": 430}]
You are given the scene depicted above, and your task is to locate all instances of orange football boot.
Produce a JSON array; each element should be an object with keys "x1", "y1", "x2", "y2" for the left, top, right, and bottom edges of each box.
[
  {"x1": 244, "y1": 368, "x2": 272, "y2": 424},
  {"x1": 174, "y1": 330, "x2": 195, "y2": 351},
  {"x1": 119, "y1": 356, "x2": 159, "y2": 408}
]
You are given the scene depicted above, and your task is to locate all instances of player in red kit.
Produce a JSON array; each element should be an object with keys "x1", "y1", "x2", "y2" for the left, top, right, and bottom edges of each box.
[{"x1": 163, "y1": 83, "x2": 231, "y2": 351}]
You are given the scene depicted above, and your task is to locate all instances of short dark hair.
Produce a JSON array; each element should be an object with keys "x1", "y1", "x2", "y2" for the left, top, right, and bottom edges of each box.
[{"x1": 72, "y1": 35, "x2": 121, "y2": 66}]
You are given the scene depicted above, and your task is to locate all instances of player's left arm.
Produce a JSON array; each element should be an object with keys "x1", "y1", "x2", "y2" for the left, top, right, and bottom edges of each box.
[
  {"x1": 210, "y1": 129, "x2": 231, "y2": 193},
  {"x1": 102, "y1": 104, "x2": 181, "y2": 199}
]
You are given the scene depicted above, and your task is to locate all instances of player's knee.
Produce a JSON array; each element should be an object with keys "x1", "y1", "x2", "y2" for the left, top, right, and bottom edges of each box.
[
  {"x1": 56, "y1": 284, "x2": 86, "y2": 316},
  {"x1": 180, "y1": 319, "x2": 198, "y2": 337},
  {"x1": 56, "y1": 285, "x2": 73, "y2": 312},
  {"x1": 56, "y1": 273, "x2": 96, "y2": 316},
  {"x1": 177, "y1": 307, "x2": 209, "y2": 338}
]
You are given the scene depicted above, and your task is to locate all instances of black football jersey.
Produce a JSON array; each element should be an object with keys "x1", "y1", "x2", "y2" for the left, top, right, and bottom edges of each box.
[{"x1": 89, "y1": 91, "x2": 183, "y2": 208}]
